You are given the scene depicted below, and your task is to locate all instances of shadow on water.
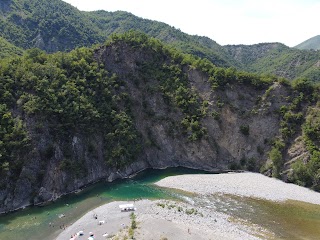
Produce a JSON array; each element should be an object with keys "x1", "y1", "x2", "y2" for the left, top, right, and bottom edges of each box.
[{"x1": 0, "y1": 167, "x2": 208, "y2": 240}]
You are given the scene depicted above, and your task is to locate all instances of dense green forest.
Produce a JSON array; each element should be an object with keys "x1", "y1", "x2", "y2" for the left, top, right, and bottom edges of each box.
[
  {"x1": 85, "y1": 10, "x2": 237, "y2": 67},
  {"x1": 225, "y1": 43, "x2": 320, "y2": 82},
  {"x1": 1, "y1": 0, "x2": 319, "y2": 82},
  {"x1": 0, "y1": 46, "x2": 142, "y2": 175},
  {"x1": 0, "y1": 0, "x2": 103, "y2": 52},
  {"x1": 0, "y1": 37, "x2": 24, "y2": 58},
  {"x1": 0, "y1": 0, "x2": 234, "y2": 67}
]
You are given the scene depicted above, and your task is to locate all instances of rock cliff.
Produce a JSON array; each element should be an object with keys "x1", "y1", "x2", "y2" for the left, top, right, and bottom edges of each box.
[{"x1": 0, "y1": 35, "x2": 318, "y2": 213}]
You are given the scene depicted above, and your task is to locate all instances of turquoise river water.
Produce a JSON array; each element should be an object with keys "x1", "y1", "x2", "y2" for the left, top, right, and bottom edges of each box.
[{"x1": 0, "y1": 167, "x2": 320, "y2": 240}]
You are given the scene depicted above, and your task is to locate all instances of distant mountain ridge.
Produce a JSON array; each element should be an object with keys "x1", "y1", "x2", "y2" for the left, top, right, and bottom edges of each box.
[
  {"x1": 225, "y1": 42, "x2": 320, "y2": 81},
  {"x1": 0, "y1": 0, "x2": 104, "y2": 52},
  {"x1": 0, "y1": 0, "x2": 236, "y2": 67},
  {"x1": 0, "y1": 0, "x2": 319, "y2": 82},
  {"x1": 85, "y1": 10, "x2": 239, "y2": 67},
  {"x1": 295, "y1": 35, "x2": 320, "y2": 50},
  {"x1": 225, "y1": 43, "x2": 286, "y2": 64}
]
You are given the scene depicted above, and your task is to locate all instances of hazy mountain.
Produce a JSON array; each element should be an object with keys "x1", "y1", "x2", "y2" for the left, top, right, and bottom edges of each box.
[
  {"x1": 85, "y1": 10, "x2": 239, "y2": 67},
  {"x1": 225, "y1": 43, "x2": 320, "y2": 81},
  {"x1": 0, "y1": 0, "x2": 319, "y2": 81},
  {"x1": 295, "y1": 35, "x2": 320, "y2": 50},
  {"x1": 0, "y1": 0, "x2": 236, "y2": 67}
]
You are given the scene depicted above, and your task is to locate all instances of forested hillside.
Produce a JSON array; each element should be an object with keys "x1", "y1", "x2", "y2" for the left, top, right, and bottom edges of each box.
[
  {"x1": 0, "y1": 0, "x2": 235, "y2": 67},
  {"x1": 295, "y1": 35, "x2": 320, "y2": 50},
  {"x1": 225, "y1": 43, "x2": 320, "y2": 82},
  {"x1": 0, "y1": 36, "x2": 24, "y2": 58},
  {"x1": 0, "y1": 0, "x2": 103, "y2": 52},
  {"x1": 0, "y1": 32, "x2": 319, "y2": 212},
  {"x1": 85, "y1": 10, "x2": 238, "y2": 67},
  {"x1": 0, "y1": 0, "x2": 319, "y2": 83}
]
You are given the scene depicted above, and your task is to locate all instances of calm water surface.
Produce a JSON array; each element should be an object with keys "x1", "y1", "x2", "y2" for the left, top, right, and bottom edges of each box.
[
  {"x1": 1, "y1": 168, "x2": 320, "y2": 240},
  {"x1": 0, "y1": 168, "x2": 205, "y2": 240}
]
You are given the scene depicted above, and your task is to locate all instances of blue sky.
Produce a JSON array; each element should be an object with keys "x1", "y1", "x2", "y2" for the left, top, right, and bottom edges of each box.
[{"x1": 63, "y1": 0, "x2": 320, "y2": 47}]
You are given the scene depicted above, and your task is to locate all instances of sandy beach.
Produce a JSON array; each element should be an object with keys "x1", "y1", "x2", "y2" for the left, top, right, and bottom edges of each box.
[{"x1": 55, "y1": 172, "x2": 320, "y2": 240}]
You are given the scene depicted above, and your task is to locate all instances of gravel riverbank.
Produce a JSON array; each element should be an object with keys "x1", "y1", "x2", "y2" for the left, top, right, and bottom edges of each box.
[
  {"x1": 55, "y1": 199, "x2": 265, "y2": 240},
  {"x1": 56, "y1": 172, "x2": 320, "y2": 240},
  {"x1": 155, "y1": 172, "x2": 320, "y2": 204}
]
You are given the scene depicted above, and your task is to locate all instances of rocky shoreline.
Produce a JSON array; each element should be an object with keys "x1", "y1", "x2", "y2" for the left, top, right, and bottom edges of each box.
[
  {"x1": 55, "y1": 172, "x2": 320, "y2": 239},
  {"x1": 55, "y1": 199, "x2": 267, "y2": 240}
]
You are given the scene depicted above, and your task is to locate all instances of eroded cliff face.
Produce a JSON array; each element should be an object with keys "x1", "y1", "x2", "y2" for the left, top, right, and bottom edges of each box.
[
  {"x1": 0, "y1": 41, "x2": 310, "y2": 213},
  {"x1": 95, "y1": 42, "x2": 290, "y2": 170}
]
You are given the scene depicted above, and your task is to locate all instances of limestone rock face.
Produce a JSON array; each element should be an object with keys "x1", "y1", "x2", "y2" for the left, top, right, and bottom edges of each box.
[{"x1": 0, "y1": 42, "x2": 309, "y2": 213}]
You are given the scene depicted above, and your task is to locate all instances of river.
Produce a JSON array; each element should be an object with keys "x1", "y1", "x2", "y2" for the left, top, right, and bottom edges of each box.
[{"x1": 0, "y1": 168, "x2": 320, "y2": 240}]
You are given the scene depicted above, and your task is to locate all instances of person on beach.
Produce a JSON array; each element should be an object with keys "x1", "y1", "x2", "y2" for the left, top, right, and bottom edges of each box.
[{"x1": 88, "y1": 232, "x2": 94, "y2": 240}]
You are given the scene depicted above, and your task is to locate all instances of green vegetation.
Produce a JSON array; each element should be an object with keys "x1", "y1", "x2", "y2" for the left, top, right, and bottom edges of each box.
[
  {"x1": 289, "y1": 106, "x2": 320, "y2": 190},
  {"x1": 226, "y1": 43, "x2": 320, "y2": 82},
  {"x1": 0, "y1": 0, "x2": 103, "y2": 52},
  {"x1": 108, "y1": 31, "x2": 208, "y2": 140},
  {"x1": 0, "y1": 37, "x2": 24, "y2": 59},
  {"x1": 1, "y1": 27, "x2": 320, "y2": 199},
  {"x1": 86, "y1": 10, "x2": 237, "y2": 67},
  {"x1": 2, "y1": 31, "x2": 251, "y2": 181},
  {"x1": 0, "y1": 104, "x2": 30, "y2": 176},
  {"x1": 261, "y1": 77, "x2": 320, "y2": 183},
  {"x1": 295, "y1": 35, "x2": 320, "y2": 50},
  {"x1": 0, "y1": 43, "x2": 142, "y2": 172},
  {"x1": 1, "y1": 0, "x2": 319, "y2": 85},
  {"x1": 207, "y1": 66, "x2": 274, "y2": 90},
  {"x1": 239, "y1": 125, "x2": 250, "y2": 136},
  {"x1": 156, "y1": 201, "x2": 203, "y2": 217},
  {"x1": 185, "y1": 208, "x2": 197, "y2": 215},
  {"x1": 269, "y1": 147, "x2": 283, "y2": 178},
  {"x1": 0, "y1": 0, "x2": 235, "y2": 67},
  {"x1": 128, "y1": 212, "x2": 137, "y2": 239}
]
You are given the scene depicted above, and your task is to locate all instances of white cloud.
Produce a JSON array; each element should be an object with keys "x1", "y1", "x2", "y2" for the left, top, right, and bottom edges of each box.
[{"x1": 63, "y1": 0, "x2": 320, "y2": 46}]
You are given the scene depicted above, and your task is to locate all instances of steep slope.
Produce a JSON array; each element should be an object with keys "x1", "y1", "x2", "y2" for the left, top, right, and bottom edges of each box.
[
  {"x1": 86, "y1": 10, "x2": 238, "y2": 67},
  {"x1": 224, "y1": 43, "x2": 287, "y2": 67},
  {"x1": 0, "y1": 0, "x2": 236, "y2": 67},
  {"x1": 1, "y1": 0, "x2": 319, "y2": 82},
  {"x1": 0, "y1": 36, "x2": 24, "y2": 58},
  {"x1": 295, "y1": 35, "x2": 320, "y2": 50},
  {"x1": 0, "y1": 32, "x2": 319, "y2": 213},
  {"x1": 225, "y1": 43, "x2": 320, "y2": 81},
  {"x1": 0, "y1": 0, "x2": 104, "y2": 52}
]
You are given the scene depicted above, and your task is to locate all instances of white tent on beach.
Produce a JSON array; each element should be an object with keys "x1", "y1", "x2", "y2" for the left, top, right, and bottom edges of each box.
[{"x1": 119, "y1": 203, "x2": 135, "y2": 212}]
